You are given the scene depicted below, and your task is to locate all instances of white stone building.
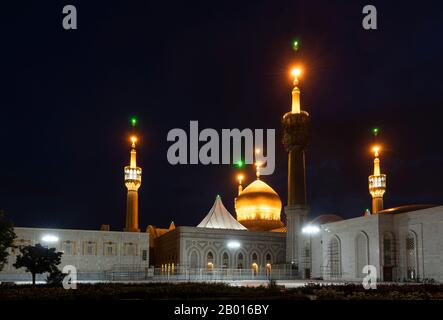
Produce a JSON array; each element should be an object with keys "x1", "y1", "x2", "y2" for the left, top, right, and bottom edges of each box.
[
  {"x1": 149, "y1": 196, "x2": 287, "y2": 279},
  {"x1": 302, "y1": 205, "x2": 443, "y2": 282},
  {"x1": 0, "y1": 227, "x2": 149, "y2": 281}
]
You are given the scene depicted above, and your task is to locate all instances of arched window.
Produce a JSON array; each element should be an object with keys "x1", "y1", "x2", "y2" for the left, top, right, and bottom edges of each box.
[
  {"x1": 406, "y1": 231, "x2": 417, "y2": 280},
  {"x1": 251, "y1": 253, "x2": 259, "y2": 276},
  {"x1": 222, "y1": 252, "x2": 229, "y2": 269},
  {"x1": 382, "y1": 232, "x2": 395, "y2": 281},
  {"x1": 207, "y1": 251, "x2": 214, "y2": 269},
  {"x1": 265, "y1": 253, "x2": 272, "y2": 276},
  {"x1": 189, "y1": 251, "x2": 198, "y2": 269},
  {"x1": 355, "y1": 232, "x2": 369, "y2": 278},
  {"x1": 237, "y1": 253, "x2": 244, "y2": 269},
  {"x1": 328, "y1": 236, "x2": 341, "y2": 278}
]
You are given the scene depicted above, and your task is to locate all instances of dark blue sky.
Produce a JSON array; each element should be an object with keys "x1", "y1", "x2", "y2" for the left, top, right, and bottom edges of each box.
[{"x1": 2, "y1": 0, "x2": 443, "y2": 230}]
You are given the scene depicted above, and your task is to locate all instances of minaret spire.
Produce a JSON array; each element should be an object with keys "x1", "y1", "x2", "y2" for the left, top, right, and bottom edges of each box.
[
  {"x1": 124, "y1": 135, "x2": 142, "y2": 232},
  {"x1": 291, "y1": 68, "x2": 301, "y2": 113},
  {"x1": 130, "y1": 136, "x2": 137, "y2": 168},
  {"x1": 368, "y1": 145, "x2": 386, "y2": 214}
]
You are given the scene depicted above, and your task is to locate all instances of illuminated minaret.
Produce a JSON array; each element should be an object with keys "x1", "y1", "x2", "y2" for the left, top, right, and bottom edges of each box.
[
  {"x1": 282, "y1": 68, "x2": 310, "y2": 270},
  {"x1": 368, "y1": 146, "x2": 386, "y2": 214},
  {"x1": 124, "y1": 136, "x2": 142, "y2": 232}
]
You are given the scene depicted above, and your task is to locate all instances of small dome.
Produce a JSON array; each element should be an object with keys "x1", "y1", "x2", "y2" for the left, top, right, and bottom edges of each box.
[{"x1": 235, "y1": 179, "x2": 283, "y2": 231}]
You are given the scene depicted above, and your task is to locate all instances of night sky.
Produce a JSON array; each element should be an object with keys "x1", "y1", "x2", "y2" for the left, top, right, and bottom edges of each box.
[{"x1": 2, "y1": 1, "x2": 443, "y2": 231}]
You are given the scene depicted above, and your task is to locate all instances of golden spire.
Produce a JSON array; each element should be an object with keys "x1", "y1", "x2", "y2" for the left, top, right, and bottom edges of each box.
[
  {"x1": 237, "y1": 174, "x2": 244, "y2": 195},
  {"x1": 372, "y1": 146, "x2": 380, "y2": 175},
  {"x1": 291, "y1": 68, "x2": 302, "y2": 113},
  {"x1": 130, "y1": 136, "x2": 137, "y2": 168},
  {"x1": 255, "y1": 162, "x2": 261, "y2": 179}
]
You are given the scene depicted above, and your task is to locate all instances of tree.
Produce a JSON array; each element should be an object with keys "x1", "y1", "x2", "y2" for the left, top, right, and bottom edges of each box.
[
  {"x1": 0, "y1": 210, "x2": 16, "y2": 272},
  {"x1": 14, "y1": 244, "x2": 63, "y2": 285},
  {"x1": 46, "y1": 267, "x2": 67, "y2": 286}
]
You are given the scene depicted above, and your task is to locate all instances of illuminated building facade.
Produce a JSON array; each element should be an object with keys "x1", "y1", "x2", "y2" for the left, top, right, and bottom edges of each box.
[
  {"x1": 0, "y1": 227, "x2": 149, "y2": 281},
  {"x1": 2, "y1": 66, "x2": 443, "y2": 284},
  {"x1": 149, "y1": 196, "x2": 286, "y2": 277}
]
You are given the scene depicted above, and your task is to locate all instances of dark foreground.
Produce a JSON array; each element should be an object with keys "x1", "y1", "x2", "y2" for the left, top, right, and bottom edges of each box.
[{"x1": 1, "y1": 282, "x2": 443, "y2": 300}]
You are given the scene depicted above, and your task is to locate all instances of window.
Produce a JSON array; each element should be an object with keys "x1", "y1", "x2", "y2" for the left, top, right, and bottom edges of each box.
[
  {"x1": 237, "y1": 253, "x2": 244, "y2": 269},
  {"x1": 83, "y1": 241, "x2": 97, "y2": 256},
  {"x1": 104, "y1": 242, "x2": 116, "y2": 256},
  {"x1": 125, "y1": 243, "x2": 137, "y2": 256},
  {"x1": 406, "y1": 232, "x2": 417, "y2": 280},
  {"x1": 207, "y1": 251, "x2": 214, "y2": 269},
  {"x1": 63, "y1": 241, "x2": 76, "y2": 255},
  {"x1": 142, "y1": 250, "x2": 148, "y2": 261},
  {"x1": 222, "y1": 252, "x2": 229, "y2": 269},
  {"x1": 189, "y1": 251, "x2": 198, "y2": 268},
  {"x1": 328, "y1": 237, "x2": 341, "y2": 278},
  {"x1": 251, "y1": 253, "x2": 259, "y2": 276},
  {"x1": 356, "y1": 232, "x2": 369, "y2": 278},
  {"x1": 383, "y1": 233, "x2": 395, "y2": 267}
]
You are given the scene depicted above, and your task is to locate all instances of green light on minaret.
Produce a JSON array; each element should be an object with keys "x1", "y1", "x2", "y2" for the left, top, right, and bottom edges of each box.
[
  {"x1": 292, "y1": 39, "x2": 300, "y2": 51},
  {"x1": 130, "y1": 117, "x2": 137, "y2": 127},
  {"x1": 236, "y1": 160, "x2": 244, "y2": 168},
  {"x1": 372, "y1": 127, "x2": 380, "y2": 136}
]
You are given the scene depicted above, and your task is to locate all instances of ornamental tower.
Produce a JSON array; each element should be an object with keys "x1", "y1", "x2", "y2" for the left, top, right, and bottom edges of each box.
[
  {"x1": 282, "y1": 68, "x2": 310, "y2": 269},
  {"x1": 368, "y1": 146, "x2": 386, "y2": 214},
  {"x1": 124, "y1": 136, "x2": 142, "y2": 232}
]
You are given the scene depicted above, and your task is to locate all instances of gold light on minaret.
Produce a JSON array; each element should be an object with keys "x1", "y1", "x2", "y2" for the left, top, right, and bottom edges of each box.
[
  {"x1": 368, "y1": 145, "x2": 386, "y2": 214},
  {"x1": 124, "y1": 136, "x2": 142, "y2": 232},
  {"x1": 291, "y1": 68, "x2": 302, "y2": 113},
  {"x1": 237, "y1": 174, "x2": 244, "y2": 196}
]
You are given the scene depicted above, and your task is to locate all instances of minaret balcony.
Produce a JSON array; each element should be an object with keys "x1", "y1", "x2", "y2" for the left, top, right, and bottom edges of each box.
[
  {"x1": 369, "y1": 174, "x2": 386, "y2": 196},
  {"x1": 124, "y1": 166, "x2": 142, "y2": 183}
]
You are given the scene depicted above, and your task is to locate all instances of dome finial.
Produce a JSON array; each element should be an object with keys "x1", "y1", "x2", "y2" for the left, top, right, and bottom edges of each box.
[
  {"x1": 237, "y1": 174, "x2": 244, "y2": 195},
  {"x1": 290, "y1": 67, "x2": 302, "y2": 113},
  {"x1": 255, "y1": 162, "x2": 261, "y2": 179}
]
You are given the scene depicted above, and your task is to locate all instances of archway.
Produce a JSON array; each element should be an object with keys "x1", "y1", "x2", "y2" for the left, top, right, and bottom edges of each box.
[{"x1": 355, "y1": 232, "x2": 369, "y2": 278}]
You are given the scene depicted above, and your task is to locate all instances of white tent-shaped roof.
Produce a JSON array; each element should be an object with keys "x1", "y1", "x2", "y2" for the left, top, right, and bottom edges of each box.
[{"x1": 197, "y1": 196, "x2": 247, "y2": 230}]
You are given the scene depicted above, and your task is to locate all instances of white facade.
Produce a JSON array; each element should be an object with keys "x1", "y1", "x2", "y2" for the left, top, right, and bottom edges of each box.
[
  {"x1": 155, "y1": 226, "x2": 286, "y2": 270},
  {"x1": 0, "y1": 227, "x2": 149, "y2": 281},
  {"x1": 304, "y1": 206, "x2": 443, "y2": 282}
]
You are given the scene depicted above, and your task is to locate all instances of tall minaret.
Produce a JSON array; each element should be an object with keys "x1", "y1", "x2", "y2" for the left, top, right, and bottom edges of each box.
[
  {"x1": 282, "y1": 68, "x2": 310, "y2": 272},
  {"x1": 368, "y1": 146, "x2": 386, "y2": 214},
  {"x1": 124, "y1": 136, "x2": 142, "y2": 232}
]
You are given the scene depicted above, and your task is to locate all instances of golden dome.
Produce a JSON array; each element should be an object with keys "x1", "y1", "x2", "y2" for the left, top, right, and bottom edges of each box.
[{"x1": 235, "y1": 179, "x2": 283, "y2": 231}]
